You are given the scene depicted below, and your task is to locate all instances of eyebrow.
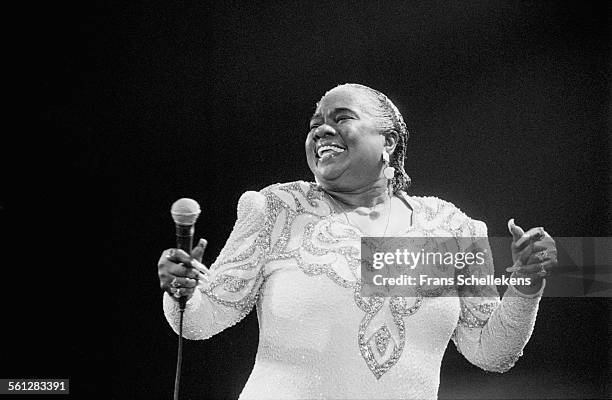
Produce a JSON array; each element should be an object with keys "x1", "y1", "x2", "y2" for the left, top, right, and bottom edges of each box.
[{"x1": 310, "y1": 107, "x2": 357, "y2": 121}]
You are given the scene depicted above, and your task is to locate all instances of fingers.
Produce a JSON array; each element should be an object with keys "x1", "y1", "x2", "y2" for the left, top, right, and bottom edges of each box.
[
  {"x1": 169, "y1": 286, "x2": 196, "y2": 299},
  {"x1": 159, "y1": 268, "x2": 204, "y2": 298},
  {"x1": 169, "y1": 276, "x2": 198, "y2": 289},
  {"x1": 162, "y1": 256, "x2": 201, "y2": 279},
  {"x1": 508, "y1": 219, "x2": 525, "y2": 242},
  {"x1": 167, "y1": 247, "x2": 210, "y2": 274},
  {"x1": 191, "y1": 238, "x2": 208, "y2": 263},
  {"x1": 514, "y1": 259, "x2": 556, "y2": 276},
  {"x1": 506, "y1": 220, "x2": 557, "y2": 277},
  {"x1": 511, "y1": 241, "x2": 550, "y2": 266},
  {"x1": 506, "y1": 226, "x2": 558, "y2": 275},
  {"x1": 158, "y1": 248, "x2": 210, "y2": 298},
  {"x1": 165, "y1": 248, "x2": 192, "y2": 265},
  {"x1": 159, "y1": 263, "x2": 200, "y2": 286},
  {"x1": 514, "y1": 227, "x2": 548, "y2": 249},
  {"x1": 524, "y1": 247, "x2": 558, "y2": 265},
  {"x1": 507, "y1": 243, "x2": 547, "y2": 272},
  {"x1": 159, "y1": 248, "x2": 208, "y2": 277},
  {"x1": 190, "y1": 259, "x2": 210, "y2": 276}
]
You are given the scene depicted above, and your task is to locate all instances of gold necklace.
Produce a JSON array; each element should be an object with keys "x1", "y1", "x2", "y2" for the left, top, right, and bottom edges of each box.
[{"x1": 327, "y1": 192, "x2": 392, "y2": 237}]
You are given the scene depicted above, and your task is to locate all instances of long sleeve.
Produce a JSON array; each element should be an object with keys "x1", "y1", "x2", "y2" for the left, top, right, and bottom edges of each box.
[
  {"x1": 163, "y1": 190, "x2": 270, "y2": 340},
  {"x1": 452, "y1": 219, "x2": 545, "y2": 373}
]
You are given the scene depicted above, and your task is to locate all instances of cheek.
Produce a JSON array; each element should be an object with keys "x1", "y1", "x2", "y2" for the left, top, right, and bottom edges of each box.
[
  {"x1": 304, "y1": 136, "x2": 317, "y2": 169},
  {"x1": 304, "y1": 134, "x2": 312, "y2": 147},
  {"x1": 349, "y1": 141, "x2": 380, "y2": 163},
  {"x1": 304, "y1": 136, "x2": 313, "y2": 157}
]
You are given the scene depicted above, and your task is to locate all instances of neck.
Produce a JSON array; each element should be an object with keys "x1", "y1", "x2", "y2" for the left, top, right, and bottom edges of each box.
[{"x1": 321, "y1": 179, "x2": 390, "y2": 209}]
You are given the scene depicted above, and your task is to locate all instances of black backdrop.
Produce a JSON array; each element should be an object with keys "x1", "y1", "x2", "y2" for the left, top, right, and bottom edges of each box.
[{"x1": 3, "y1": 1, "x2": 610, "y2": 399}]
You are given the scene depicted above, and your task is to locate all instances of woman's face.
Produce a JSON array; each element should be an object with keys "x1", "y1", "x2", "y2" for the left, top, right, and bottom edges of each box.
[{"x1": 305, "y1": 86, "x2": 385, "y2": 191}]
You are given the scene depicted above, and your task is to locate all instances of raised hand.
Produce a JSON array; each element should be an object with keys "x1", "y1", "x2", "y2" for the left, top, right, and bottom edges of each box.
[{"x1": 506, "y1": 219, "x2": 558, "y2": 280}]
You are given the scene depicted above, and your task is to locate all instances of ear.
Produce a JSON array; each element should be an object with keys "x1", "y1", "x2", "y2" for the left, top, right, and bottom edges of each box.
[{"x1": 384, "y1": 130, "x2": 398, "y2": 156}]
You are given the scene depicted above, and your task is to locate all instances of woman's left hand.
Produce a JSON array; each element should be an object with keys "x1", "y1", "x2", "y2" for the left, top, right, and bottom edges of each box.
[{"x1": 506, "y1": 218, "x2": 558, "y2": 279}]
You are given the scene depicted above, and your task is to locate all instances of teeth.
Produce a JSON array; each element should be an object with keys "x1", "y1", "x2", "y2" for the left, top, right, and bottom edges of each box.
[{"x1": 317, "y1": 145, "x2": 345, "y2": 158}]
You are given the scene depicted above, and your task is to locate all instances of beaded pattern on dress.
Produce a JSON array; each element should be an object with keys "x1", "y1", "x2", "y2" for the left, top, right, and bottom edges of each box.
[
  {"x1": 197, "y1": 181, "x2": 504, "y2": 379},
  {"x1": 233, "y1": 181, "x2": 426, "y2": 379},
  {"x1": 258, "y1": 182, "x2": 482, "y2": 379},
  {"x1": 198, "y1": 192, "x2": 270, "y2": 333},
  {"x1": 164, "y1": 181, "x2": 540, "y2": 383}
]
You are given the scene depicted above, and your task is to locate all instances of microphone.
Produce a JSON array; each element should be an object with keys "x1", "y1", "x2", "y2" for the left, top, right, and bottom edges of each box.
[
  {"x1": 171, "y1": 198, "x2": 201, "y2": 310},
  {"x1": 170, "y1": 198, "x2": 201, "y2": 400}
]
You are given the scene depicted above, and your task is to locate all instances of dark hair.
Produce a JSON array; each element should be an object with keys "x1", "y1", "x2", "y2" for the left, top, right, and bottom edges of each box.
[{"x1": 322, "y1": 83, "x2": 411, "y2": 192}]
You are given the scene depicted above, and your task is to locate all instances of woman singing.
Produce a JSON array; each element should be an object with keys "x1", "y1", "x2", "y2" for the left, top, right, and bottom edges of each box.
[{"x1": 157, "y1": 83, "x2": 558, "y2": 399}]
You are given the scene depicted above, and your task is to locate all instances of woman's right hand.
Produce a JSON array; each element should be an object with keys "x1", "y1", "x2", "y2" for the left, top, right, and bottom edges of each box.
[{"x1": 158, "y1": 239, "x2": 210, "y2": 301}]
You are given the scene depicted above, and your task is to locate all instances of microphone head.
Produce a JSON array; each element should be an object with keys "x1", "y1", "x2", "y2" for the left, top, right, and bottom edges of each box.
[{"x1": 171, "y1": 198, "x2": 201, "y2": 225}]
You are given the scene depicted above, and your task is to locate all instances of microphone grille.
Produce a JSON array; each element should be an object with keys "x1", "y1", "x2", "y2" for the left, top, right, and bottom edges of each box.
[{"x1": 171, "y1": 198, "x2": 201, "y2": 225}]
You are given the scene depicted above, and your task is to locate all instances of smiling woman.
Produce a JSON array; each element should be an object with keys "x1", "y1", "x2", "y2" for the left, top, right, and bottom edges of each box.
[
  {"x1": 306, "y1": 84, "x2": 411, "y2": 196},
  {"x1": 157, "y1": 84, "x2": 559, "y2": 399}
]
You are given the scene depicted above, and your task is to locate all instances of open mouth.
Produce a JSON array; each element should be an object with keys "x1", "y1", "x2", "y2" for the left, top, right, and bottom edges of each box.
[{"x1": 316, "y1": 144, "x2": 346, "y2": 161}]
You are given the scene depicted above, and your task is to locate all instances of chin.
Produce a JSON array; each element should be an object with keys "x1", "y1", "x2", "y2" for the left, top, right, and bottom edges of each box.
[
  {"x1": 315, "y1": 166, "x2": 344, "y2": 182},
  {"x1": 314, "y1": 175, "x2": 347, "y2": 191}
]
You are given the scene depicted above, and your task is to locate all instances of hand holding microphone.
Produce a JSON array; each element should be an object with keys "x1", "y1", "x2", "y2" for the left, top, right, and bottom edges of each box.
[
  {"x1": 158, "y1": 198, "x2": 210, "y2": 305},
  {"x1": 159, "y1": 198, "x2": 210, "y2": 399}
]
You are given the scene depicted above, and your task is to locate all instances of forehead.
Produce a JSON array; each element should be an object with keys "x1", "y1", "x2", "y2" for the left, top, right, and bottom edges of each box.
[{"x1": 313, "y1": 87, "x2": 377, "y2": 117}]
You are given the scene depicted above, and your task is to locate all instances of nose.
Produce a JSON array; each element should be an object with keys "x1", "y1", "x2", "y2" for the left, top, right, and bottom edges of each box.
[{"x1": 313, "y1": 124, "x2": 336, "y2": 140}]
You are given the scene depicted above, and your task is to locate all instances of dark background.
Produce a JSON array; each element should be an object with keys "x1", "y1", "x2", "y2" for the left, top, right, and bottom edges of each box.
[{"x1": 2, "y1": 0, "x2": 610, "y2": 399}]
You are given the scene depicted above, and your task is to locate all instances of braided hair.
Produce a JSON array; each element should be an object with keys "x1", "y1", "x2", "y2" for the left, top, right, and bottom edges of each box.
[{"x1": 320, "y1": 83, "x2": 411, "y2": 192}]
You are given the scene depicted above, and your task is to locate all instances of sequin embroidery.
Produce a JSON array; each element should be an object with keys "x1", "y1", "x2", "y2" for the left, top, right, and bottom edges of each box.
[{"x1": 200, "y1": 181, "x2": 501, "y2": 379}]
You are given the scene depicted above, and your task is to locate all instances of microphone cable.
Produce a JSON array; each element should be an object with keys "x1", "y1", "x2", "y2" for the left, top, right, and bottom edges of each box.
[{"x1": 173, "y1": 300, "x2": 187, "y2": 400}]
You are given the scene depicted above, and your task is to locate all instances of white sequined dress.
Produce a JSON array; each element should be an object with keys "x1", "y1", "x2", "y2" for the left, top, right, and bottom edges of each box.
[{"x1": 163, "y1": 181, "x2": 544, "y2": 400}]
